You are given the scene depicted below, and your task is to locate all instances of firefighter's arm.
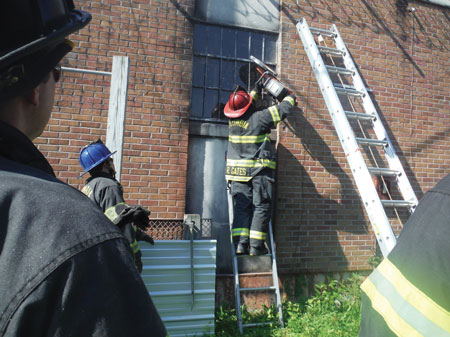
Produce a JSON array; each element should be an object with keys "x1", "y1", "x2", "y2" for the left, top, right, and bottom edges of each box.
[
  {"x1": 113, "y1": 205, "x2": 151, "y2": 230},
  {"x1": 259, "y1": 94, "x2": 296, "y2": 129},
  {"x1": 274, "y1": 94, "x2": 296, "y2": 121},
  {"x1": 98, "y1": 185, "x2": 126, "y2": 212},
  {"x1": 5, "y1": 239, "x2": 167, "y2": 336}
]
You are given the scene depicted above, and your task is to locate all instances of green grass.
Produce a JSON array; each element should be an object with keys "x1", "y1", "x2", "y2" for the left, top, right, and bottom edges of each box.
[{"x1": 214, "y1": 273, "x2": 363, "y2": 337}]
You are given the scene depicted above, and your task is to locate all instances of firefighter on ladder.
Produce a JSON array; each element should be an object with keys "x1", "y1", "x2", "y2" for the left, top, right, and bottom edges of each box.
[
  {"x1": 79, "y1": 139, "x2": 155, "y2": 273},
  {"x1": 225, "y1": 84, "x2": 296, "y2": 256}
]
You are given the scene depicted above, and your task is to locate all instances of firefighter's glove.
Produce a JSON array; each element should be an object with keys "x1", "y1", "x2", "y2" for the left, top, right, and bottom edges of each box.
[
  {"x1": 286, "y1": 94, "x2": 297, "y2": 107},
  {"x1": 114, "y1": 205, "x2": 150, "y2": 230},
  {"x1": 136, "y1": 228, "x2": 155, "y2": 245},
  {"x1": 130, "y1": 205, "x2": 151, "y2": 230},
  {"x1": 253, "y1": 78, "x2": 264, "y2": 94}
]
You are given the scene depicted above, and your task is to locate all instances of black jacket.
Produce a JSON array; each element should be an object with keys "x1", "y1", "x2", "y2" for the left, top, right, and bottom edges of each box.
[
  {"x1": 0, "y1": 121, "x2": 166, "y2": 336},
  {"x1": 225, "y1": 93, "x2": 295, "y2": 182},
  {"x1": 82, "y1": 173, "x2": 143, "y2": 264}
]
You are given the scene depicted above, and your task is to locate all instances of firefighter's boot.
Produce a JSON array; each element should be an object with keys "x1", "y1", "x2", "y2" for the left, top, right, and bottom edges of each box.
[
  {"x1": 236, "y1": 242, "x2": 249, "y2": 255},
  {"x1": 250, "y1": 244, "x2": 268, "y2": 256}
]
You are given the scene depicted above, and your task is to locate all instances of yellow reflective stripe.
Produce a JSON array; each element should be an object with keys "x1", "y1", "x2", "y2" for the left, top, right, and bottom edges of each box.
[
  {"x1": 232, "y1": 228, "x2": 250, "y2": 237},
  {"x1": 250, "y1": 230, "x2": 266, "y2": 240},
  {"x1": 378, "y1": 259, "x2": 450, "y2": 333},
  {"x1": 226, "y1": 175, "x2": 252, "y2": 182},
  {"x1": 227, "y1": 159, "x2": 258, "y2": 167},
  {"x1": 283, "y1": 95, "x2": 295, "y2": 107},
  {"x1": 227, "y1": 158, "x2": 276, "y2": 169},
  {"x1": 229, "y1": 134, "x2": 270, "y2": 144},
  {"x1": 361, "y1": 278, "x2": 424, "y2": 337},
  {"x1": 130, "y1": 240, "x2": 140, "y2": 254},
  {"x1": 81, "y1": 185, "x2": 93, "y2": 198},
  {"x1": 104, "y1": 202, "x2": 127, "y2": 222},
  {"x1": 269, "y1": 106, "x2": 281, "y2": 124}
]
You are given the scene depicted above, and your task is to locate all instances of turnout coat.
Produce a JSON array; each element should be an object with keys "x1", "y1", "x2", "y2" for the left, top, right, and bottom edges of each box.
[
  {"x1": 359, "y1": 174, "x2": 450, "y2": 337},
  {"x1": 0, "y1": 122, "x2": 166, "y2": 336}
]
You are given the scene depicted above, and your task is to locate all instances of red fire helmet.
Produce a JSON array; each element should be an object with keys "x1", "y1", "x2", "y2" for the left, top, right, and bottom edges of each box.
[{"x1": 224, "y1": 89, "x2": 253, "y2": 118}]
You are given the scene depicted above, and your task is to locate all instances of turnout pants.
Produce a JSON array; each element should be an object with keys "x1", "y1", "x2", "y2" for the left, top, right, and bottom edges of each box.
[{"x1": 231, "y1": 170, "x2": 274, "y2": 249}]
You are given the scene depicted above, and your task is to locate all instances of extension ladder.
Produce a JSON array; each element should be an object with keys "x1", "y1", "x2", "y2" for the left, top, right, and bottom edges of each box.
[
  {"x1": 226, "y1": 185, "x2": 283, "y2": 334},
  {"x1": 296, "y1": 18, "x2": 418, "y2": 257}
]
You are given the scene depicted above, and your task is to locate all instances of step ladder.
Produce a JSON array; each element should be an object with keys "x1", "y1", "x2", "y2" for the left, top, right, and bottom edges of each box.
[
  {"x1": 226, "y1": 185, "x2": 283, "y2": 334},
  {"x1": 296, "y1": 18, "x2": 418, "y2": 257}
]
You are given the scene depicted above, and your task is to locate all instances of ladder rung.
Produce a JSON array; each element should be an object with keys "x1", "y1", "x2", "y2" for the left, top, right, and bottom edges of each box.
[
  {"x1": 243, "y1": 322, "x2": 275, "y2": 328},
  {"x1": 239, "y1": 286, "x2": 276, "y2": 292},
  {"x1": 335, "y1": 86, "x2": 364, "y2": 97},
  {"x1": 381, "y1": 200, "x2": 416, "y2": 208},
  {"x1": 356, "y1": 137, "x2": 388, "y2": 147},
  {"x1": 326, "y1": 65, "x2": 354, "y2": 76},
  {"x1": 310, "y1": 26, "x2": 336, "y2": 37},
  {"x1": 345, "y1": 111, "x2": 376, "y2": 121},
  {"x1": 318, "y1": 45, "x2": 344, "y2": 56},
  {"x1": 368, "y1": 167, "x2": 400, "y2": 177}
]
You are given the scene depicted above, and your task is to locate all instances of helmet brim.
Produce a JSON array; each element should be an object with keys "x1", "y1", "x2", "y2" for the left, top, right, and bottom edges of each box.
[
  {"x1": 79, "y1": 150, "x2": 117, "y2": 178},
  {"x1": 0, "y1": 10, "x2": 91, "y2": 70},
  {"x1": 224, "y1": 95, "x2": 253, "y2": 119}
]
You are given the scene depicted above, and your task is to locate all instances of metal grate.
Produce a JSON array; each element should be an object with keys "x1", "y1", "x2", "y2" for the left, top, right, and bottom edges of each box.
[
  {"x1": 146, "y1": 220, "x2": 184, "y2": 240},
  {"x1": 201, "y1": 218, "x2": 213, "y2": 239}
]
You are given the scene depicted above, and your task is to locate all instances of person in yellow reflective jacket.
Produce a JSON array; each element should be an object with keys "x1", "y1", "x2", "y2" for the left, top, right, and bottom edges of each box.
[
  {"x1": 79, "y1": 139, "x2": 154, "y2": 273},
  {"x1": 225, "y1": 84, "x2": 296, "y2": 256},
  {"x1": 359, "y1": 174, "x2": 450, "y2": 336}
]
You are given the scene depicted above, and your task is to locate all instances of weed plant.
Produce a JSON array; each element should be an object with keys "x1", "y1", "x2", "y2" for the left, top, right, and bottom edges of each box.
[{"x1": 214, "y1": 273, "x2": 363, "y2": 337}]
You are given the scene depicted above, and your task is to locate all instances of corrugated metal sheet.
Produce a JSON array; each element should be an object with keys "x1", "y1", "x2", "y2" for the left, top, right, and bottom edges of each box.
[{"x1": 141, "y1": 240, "x2": 217, "y2": 337}]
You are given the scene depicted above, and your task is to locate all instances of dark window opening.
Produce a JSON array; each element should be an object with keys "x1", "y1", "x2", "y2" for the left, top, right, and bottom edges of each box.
[{"x1": 191, "y1": 23, "x2": 278, "y2": 122}]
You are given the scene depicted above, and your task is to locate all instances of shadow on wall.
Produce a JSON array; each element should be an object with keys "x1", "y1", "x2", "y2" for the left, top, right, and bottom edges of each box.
[
  {"x1": 275, "y1": 109, "x2": 370, "y2": 273},
  {"x1": 279, "y1": 0, "x2": 444, "y2": 200}
]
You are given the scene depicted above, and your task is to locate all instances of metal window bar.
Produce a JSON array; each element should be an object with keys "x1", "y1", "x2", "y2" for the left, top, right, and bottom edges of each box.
[{"x1": 191, "y1": 23, "x2": 277, "y2": 121}]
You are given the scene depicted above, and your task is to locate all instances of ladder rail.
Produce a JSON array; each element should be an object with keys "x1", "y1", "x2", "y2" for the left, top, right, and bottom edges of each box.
[
  {"x1": 297, "y1": 18, "x2": 398, "y2": 256},
  {"x1": 227, "y1": 185, "x2": 284, "y2": 333},
  {"x1": 331, "y1": 24, "x2": 419, "y2": 211},
  {"x1": 227, "y1": 186, "x2": 244, "y2": 334},
  {"x1": 268, "y1": 219, "x2": 284, "y2": 328}
]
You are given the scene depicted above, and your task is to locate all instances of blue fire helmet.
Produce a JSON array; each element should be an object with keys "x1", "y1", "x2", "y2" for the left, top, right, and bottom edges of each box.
[{"x1": 79, "y1": 142, "x2": 116, "y2": 177}]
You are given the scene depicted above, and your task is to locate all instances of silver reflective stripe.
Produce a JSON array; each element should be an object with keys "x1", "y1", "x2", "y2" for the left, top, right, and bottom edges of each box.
[
  {"x1": 227, "y1": 158, "x2": 276, "y2": 169},
  {"x1": 225, "y1": 175, "x2": 252, "y2": 182},
  {"x1": 81, "y1": 185, "x2": 93, "y2": 198},
  {"x1": 228, "y1": 134, "x2": 270, "y2": 143},
  {"x1": 269, "y1": 106, "x2": 281, "y2": 124},
  {"x1": 104, "y1": 202, "x2": 127, "y2": 222},
  {"x1": 232, "y1": 228, "x2": 249, "y2": 237},
  {"x1": 362, "y1": 260, "x2": 450, "y2": 336},
  {"x1": 250, "y1": 230, "x2": 266, "y2": 240},
  {"x1": 284, "y1": 95, "x2": 295, "y2": 106}
]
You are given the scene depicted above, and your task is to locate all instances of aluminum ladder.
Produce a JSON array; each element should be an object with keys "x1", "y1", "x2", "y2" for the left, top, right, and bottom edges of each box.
[
  {"x1": 296, "y1": 18, "x2": 418, "y2": 257},
  {"x1": 226, "y1": 185, "x2": 283, "y2": 334}
]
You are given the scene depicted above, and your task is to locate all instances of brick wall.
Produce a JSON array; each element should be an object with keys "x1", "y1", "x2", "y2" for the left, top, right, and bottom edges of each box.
[
  {"x1": 36, "y1": 0, "x2": 195, "y2": 219},
  {"x1": 276, "y1": 0, "x2": 450, "y2": 272},
  {"x1": 35, "y1": 0, "x2": 449, "y2": 274}
]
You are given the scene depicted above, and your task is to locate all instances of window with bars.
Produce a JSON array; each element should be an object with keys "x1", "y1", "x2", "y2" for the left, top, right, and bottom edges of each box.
[{"x1": 191, "y1": 23, "x2": 278, "y2": 121}]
